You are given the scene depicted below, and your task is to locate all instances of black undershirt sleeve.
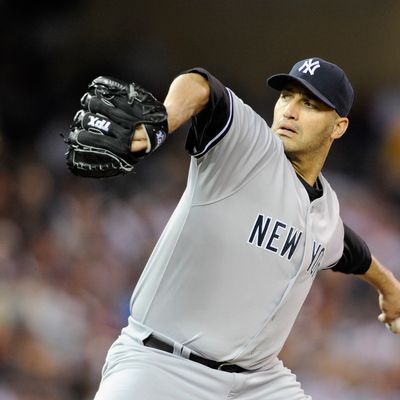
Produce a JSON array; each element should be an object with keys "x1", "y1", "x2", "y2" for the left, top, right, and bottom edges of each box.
[
  {"x1": 332, "y1": 224, "x2": 372, "y2": 274},
  {"x1": 182, "y1": 68, "x2": 232, "y2": 157}
]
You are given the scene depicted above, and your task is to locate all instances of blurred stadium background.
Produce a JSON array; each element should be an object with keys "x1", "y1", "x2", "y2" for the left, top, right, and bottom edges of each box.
[{"x1": 0, "y1": 0, "x2": 399, "y2": 398}]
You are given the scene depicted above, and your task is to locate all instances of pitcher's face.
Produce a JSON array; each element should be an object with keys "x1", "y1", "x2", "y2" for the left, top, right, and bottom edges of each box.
[{"x1": 271, "y1": 83, "x2": 338, "y2": 158}]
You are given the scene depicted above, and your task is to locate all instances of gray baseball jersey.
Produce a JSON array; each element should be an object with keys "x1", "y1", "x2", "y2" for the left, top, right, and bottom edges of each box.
[{"x1": 129, "y1": 69, "x2": 344, "y2": 370}]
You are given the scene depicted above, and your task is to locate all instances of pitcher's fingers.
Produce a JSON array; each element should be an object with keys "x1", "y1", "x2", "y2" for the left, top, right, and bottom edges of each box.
[
  {"x1": 378, "y1": 313, "x2": 386, "y2": 323},
  {"x1": 131, "y1": 125, "x2": 149, "y2": 153}
]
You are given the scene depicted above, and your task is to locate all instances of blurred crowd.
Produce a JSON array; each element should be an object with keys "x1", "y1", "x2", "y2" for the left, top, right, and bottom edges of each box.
[
  {"x1": 0, "y1": 137, "x2": 190, "y2": 399},
  {"x1": 1, "y1": 1, "x2": 400, "y2": 399}
]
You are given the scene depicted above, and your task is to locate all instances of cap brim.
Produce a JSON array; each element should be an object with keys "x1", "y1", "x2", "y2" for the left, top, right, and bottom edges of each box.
[{"x1": 266, "y1": 74, "x2": 336, "y2": 111}]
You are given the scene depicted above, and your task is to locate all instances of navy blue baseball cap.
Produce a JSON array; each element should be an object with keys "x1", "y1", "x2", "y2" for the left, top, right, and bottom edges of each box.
[{"x1": 267, "y1": 57, "x2": 354, "y2": 117}]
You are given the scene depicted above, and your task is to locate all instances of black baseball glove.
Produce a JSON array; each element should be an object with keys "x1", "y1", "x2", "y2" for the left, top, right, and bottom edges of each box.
[{"x1": 64, "y1": 76, "x2": 168, "y2": 178}]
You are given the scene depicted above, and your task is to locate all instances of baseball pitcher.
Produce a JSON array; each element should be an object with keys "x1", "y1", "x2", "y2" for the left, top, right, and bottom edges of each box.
[{"x1": 64, "y1": 57, "x2": 400, "y2": 399}]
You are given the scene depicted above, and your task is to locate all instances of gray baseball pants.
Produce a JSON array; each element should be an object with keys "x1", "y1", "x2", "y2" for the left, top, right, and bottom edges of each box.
[{"x1": 93, "y1": 323, "x2": 311, "y2": 400}]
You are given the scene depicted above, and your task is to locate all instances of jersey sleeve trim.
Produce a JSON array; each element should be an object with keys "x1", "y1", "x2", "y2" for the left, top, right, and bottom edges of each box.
[
  {"x1": 183, "y1": 68, "x2": 234, "y2": 158},
  {"x1": 192, "y1": 88, "x2": 234, "y2": 158}
]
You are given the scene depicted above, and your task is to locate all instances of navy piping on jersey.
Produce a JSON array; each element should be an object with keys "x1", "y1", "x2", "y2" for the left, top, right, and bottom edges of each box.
[{"x1": 192, "y1": 88, "x2": 234, "y2": 158}]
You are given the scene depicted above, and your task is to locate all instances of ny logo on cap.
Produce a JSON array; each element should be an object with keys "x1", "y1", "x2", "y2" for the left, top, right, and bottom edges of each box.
[{"x1": 298, "y1": 59, "x2": 321, "y2": 76}]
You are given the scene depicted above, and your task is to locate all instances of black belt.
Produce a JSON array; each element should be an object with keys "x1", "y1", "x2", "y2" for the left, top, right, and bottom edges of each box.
[{"x1": 143, "y1": 335, "x2": 248, "y2": 373}]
